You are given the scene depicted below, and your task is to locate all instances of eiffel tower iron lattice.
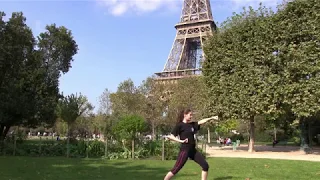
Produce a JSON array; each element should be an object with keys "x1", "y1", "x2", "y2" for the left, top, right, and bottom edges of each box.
[{"x1": 155, "y1": 0, "x2": 216, "y2": 81}]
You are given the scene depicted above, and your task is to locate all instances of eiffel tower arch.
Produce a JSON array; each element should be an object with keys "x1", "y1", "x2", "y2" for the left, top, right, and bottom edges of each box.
[{"x1": 155, "y1": 0, "x2": 216, "y2": 82}]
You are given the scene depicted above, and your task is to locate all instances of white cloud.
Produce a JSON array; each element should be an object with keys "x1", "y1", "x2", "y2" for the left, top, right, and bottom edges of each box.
[{"x1": 97, "y1": 0, "x2": 182, "y2": 16}]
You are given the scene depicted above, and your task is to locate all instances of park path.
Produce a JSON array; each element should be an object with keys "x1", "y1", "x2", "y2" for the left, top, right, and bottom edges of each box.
[{"x1": 204, "y1": 144, "x2": 320, "y2": 162}]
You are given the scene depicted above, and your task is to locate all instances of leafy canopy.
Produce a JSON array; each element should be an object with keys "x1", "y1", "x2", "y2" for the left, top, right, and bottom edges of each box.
[
  {"x1": 112, "y1": 114, "x2": 147, "y2": 140},
  {"x1": 203, "y1": 5, "x2": 280, "y2": 121}
]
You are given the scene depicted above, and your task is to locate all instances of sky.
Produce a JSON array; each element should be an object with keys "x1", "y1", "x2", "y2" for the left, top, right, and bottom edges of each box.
[{"x1": 1, "y1": 0, "x2": 282, "y2": 111}]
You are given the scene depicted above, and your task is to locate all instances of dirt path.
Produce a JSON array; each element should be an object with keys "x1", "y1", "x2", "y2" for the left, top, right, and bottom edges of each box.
[{"x1": 204, "y1": 145, "x2": 320, "y2": 162}]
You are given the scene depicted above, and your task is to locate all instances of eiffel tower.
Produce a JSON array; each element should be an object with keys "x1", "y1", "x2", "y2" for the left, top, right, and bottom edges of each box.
[{"x1": 155, "y1": 0, "x2": 216, "y2": 82}]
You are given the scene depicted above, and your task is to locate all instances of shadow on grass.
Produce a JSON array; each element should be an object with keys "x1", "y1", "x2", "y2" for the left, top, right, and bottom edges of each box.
[
  {"x1": 0, "y1": 157, "x2": 198, "y2": 180},
  {"x1": 214, "y1": 176, "x2": 234, "y2": 180}
]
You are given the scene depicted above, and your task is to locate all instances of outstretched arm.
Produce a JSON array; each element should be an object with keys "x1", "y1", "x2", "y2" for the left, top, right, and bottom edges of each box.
[{"x1": 197, "y1": 116, "x2": 219, "y2": 125}]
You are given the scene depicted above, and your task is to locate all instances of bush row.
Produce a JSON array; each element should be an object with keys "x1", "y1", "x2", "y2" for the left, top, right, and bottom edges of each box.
[{"x1": 0, "y1": 139, "x2": 206, "y2": 160}]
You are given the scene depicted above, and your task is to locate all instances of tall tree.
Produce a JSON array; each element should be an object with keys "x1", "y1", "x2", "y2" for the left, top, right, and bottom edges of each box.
[
  {"x1": 0, "y1": 12, "x2": 36, "y2": 141},
  {"x1": 203, "y1": 5, "x2": 279, "y2": 152},
  {"x1": 167, "y1": 76, "x2": 216, "y2": 142},
  {"x1": 112, "y1": 114, "x2": 147, "y2": 159},
  {"x1": 57, "y1": 93, "x2": 93, "y2": 157},
  {"x1": 138, "y1": 76, "x2": 167, "y2": 139},
  {"x1": 110, "y1": 79, "x2": 144, "y2": 117},
  {"x1": 97, "y1": 88, "x2": 114, "y2": 141},
  {"x1": 98, "y1": 88, "x2": 112, "y2": 115},
  {"x1": 273, "y1": 0, "x2": 320, "y2": 151},
  {"x1": 0, "y1": 11, "x2": 78, "y2": 141},
  {"x1": 36, "y1": 23, "x2": 79, "y2": 126},
  {"x1": 169, "y1": 76, "x2": 209, "y2": 118}
]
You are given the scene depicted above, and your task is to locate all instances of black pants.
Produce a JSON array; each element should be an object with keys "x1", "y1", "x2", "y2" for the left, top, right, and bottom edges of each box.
[{"x1": 170, "y1": 147, "x2": 209, "y2": 175}]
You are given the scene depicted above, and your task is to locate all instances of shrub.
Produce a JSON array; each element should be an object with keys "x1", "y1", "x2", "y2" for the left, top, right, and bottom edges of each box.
[{"x1": 1, "y1": 138, "x2": 208, "y2": 160}]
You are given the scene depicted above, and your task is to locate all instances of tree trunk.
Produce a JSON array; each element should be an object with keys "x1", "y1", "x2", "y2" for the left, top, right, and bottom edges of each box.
[
  {"x1": 248, "y1": 117, "x2": 255, "y2": 153},
  {"x1": 0, "y1": 124, "x2": 11, "y2": 140},
  {"x1": 274, "y1": 127, "x2": 277, "y2": 140},
  {"x1": 105, "y1": 137, "x2": 108, "y2": 158},
  {"x1": 86, "y1": 138, "x2": 89, "y2": 158},
  {"x1": 300, "y1": 118, "x2": 310, "y2": 153},
  {"x1": 204, "y1": 134, "x2": 207, "y2": 158},
  {"x1": 152, "y1": 122, "x2": 155, "y2": 140},
  {"x1": 131, "y1": 139, "x2": 134, "y2": 159},
  {"x1": 162, "y1": 138, "x2": 165, "y2": 161},
  {"x1": 0, "y1": 124, "x2": 4, "y2": 139},
  {"x1": 13, "y1": 132, "x2": 16, "y2": 156},
  {"x1": 67, "y1": 124, "x2": 70, "y2": 158},
  {"x1": 207, "y1": 127, "x2": 210, "y2": 143},
  {"x1": 0, "y1": 124, "x2": 11, "y2": 152},
  {"x1": 308, "y1": 121, "x2": 312, "y2": 148}
]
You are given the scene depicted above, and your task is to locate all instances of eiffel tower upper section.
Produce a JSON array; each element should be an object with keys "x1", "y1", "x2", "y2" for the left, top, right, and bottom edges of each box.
[{"x1": 155, "y1": 0, "x2": 216, "y2": 81}]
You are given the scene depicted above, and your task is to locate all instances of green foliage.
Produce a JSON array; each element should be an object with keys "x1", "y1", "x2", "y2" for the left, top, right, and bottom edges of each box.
[
  {"x1": 138, "y1": 76, "x2": 168, "y2": 137},
  {"x1": 273, "y1": 0, "x2": 320, "y2": 118},
  {"x1": 203, "y1": 5, "x2": 278, "y2": 121},
  {"x1": 2, "y1": 139, "x2": 105, "y2": 158},
  {"x1": 98, "y1": 88, "x2": 112, "y2": 115},
  {"x1": 215, "y1": 119, "x2": 239, "y2": 135},
  {"x1": 110, "y1": 79, "x2": 145, "y2": 117},
  {"x1": 203, "y1": 0, "x2": 320, "y2": 150},
  {"x1": 37, "y1": 24, "x2": 78, "y2": 74},
  {"x1": 1, "y1": 138, "x2": 205, "y2": 160},
  {"x1": 57, "y1": 93, "x2": 93, "y2": 157},
  {"x1": 57, "y1": 93, "x2": 93, "y2": 126},
  {"x1": 0, "y1": 11, "x2": 78, "y2": 140},
  {"x1": 112, "y1": 114, "x2": 147, "y2": 140},
  {"x1": 169, "y1": 76, "x2": 210, "y2": 119}
]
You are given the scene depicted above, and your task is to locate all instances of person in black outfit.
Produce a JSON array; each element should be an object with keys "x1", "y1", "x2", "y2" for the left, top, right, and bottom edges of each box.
[{"x1": 163, "y1": 109, "x2": 218, "y2": 180}]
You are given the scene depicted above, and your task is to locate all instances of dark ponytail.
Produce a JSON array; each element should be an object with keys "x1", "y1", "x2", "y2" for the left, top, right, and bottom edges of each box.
[{"x1": 176, "y1": 108, "x2": 192, "y2": 123}]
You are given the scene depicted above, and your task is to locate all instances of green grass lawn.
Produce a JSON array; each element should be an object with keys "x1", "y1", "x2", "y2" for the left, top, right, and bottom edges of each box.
[{"x1": 0, "y1": 156, "x2": 319, "y2": 180}]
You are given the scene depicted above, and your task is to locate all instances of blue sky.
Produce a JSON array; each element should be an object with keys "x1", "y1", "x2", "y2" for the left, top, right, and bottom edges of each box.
[{"x1": 1, "y1": 0, "x2": 281, "y2": 111}]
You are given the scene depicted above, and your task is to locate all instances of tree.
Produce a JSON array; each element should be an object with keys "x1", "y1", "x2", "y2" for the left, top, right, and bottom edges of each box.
[
  {"x1": 169, "y1": 76, "x2": 209, "y2": 116},
  {"x1": 97, "y1": 87, "x2": 114, "y2": 149},
  {"x1": 98, "y1": 88, "x2": 112, "y2": 115},
  {"x1": 112, "y1": 114, "x2": 147, "y2": 158},
  {"x1": 167, "y1": 76, "x2": 217, "y2": 142},
  {"x1": 203, "y1": 5, "x2": 279, "y2": 152},
  {"x1": 57, "y1": 93, "x2": 93, "y2": 157},
  {"x1": 0, "y1": 12, "x2": 36, "y2": 141},
  {"x1": 0, "y1": 11, "x2": 78, "y2": 142},
  {"x1": 97, "y1": 88, "x2": 114, "y2": 138},
  {"x1": 138, "y1": 76, "x2": 167, "y2": 139},
  {"x1": 35, "y1": 23, "x2": 79, "y2": 127},
  {"x1": 73, "y1": 115, "x2": 95, "y2": 138},
  {"x1": 110, "y1": 79, "x2": 144, "y2": 117},
  {"x1": 272, "y1": 0, "x2": 320, "y2": 151}
]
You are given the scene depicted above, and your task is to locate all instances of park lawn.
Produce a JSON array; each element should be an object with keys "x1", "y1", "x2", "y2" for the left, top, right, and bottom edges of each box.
[{"x1": 0, "y1": 156, "x2": 319, "y2": 180}]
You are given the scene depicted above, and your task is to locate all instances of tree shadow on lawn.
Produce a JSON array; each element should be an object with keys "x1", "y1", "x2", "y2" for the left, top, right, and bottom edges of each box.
[
  {"x1": 213, "y1": 176, "x2": 234, "y2": 180},
  {"x1": 0, "y1": 157, "x2": 199, "y2": 180}
]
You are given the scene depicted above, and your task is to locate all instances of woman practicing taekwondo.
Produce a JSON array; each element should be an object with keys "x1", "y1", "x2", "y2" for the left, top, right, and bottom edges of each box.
[{"x1": 163, "y1": 109, "x2": 218, "y2": 180}]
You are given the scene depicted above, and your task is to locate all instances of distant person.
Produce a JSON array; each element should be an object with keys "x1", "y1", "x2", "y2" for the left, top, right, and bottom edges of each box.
[
  {"x1": 226, "y1": 138, "x2": 232, "y2": 145},
  {"x1": 163, "y1": 108, "x2": 218, "y2": 180},
  {"x1": 272, "y1": 138, "x2": 278, "y2": 147}
]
